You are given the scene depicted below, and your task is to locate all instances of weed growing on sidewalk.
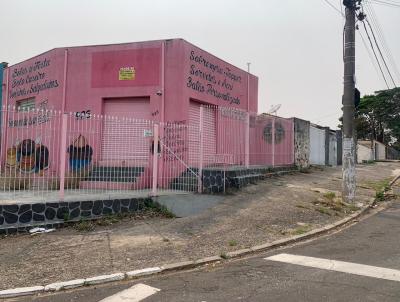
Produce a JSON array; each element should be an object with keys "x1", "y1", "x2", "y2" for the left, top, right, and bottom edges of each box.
[
  {"x1": 323, "y1": 192, "x2": 336, "y2": 200},
  {"x1": 291, "y1": 224, "x2": 313, "y2": 235},
  {"x1": 74, "y1": 220, "x2": 95, "y2": 232},
  {"x1": 228, "y1": 240, "x2": 238, "y2": 247},
  {"x1": 315, "y1": 206, "x2": 332, "y2": 216},
  {"x1": 70, "y1": 202, "x2": 175, "y2": 232}
]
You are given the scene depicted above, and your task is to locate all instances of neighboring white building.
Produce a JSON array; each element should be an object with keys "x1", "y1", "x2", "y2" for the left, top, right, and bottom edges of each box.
[
  {"x1": 357, "y1": 140, "x2": 387, "y2": 163},
  {"x1": 357, "y1": 141, "x2": 374, "y2": 163},
  {"x1": 374, "y1": 141, "x2": 386, "y2": 160},
  {"x1": 310, "y1": 125, "x2": 326, "y2": 165}
]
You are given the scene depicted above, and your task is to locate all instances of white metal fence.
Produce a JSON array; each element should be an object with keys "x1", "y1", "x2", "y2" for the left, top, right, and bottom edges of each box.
[{"x1": 0, "y1": 105, "x2": 295, "y2": 202}]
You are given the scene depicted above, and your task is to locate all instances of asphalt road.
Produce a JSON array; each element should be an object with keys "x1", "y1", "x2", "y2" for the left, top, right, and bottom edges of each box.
[{"x1": 10, "y1": 199, "x2": 400, "y2": 302}]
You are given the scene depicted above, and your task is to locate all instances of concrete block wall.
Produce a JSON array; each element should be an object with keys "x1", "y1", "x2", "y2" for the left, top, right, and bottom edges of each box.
[{"x1": 293, "y1": 118, "x2": 310, "y2": 169}]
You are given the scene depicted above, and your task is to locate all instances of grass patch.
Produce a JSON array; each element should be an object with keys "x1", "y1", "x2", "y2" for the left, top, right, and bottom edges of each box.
[
  {"x1": 323, "y1": 191, "x2": 336, "y2": 200},
  {"x1": 291, "y1": 224, "x2": 312, "y2": 235},
  {"x1": 362, "y1": 160, "x2": 375, "y2": 165},
  {"x1": 315, "y1": 206, "x2": 332, "y2": 216},
  {"x1": 71, "y1": 200, "x2": 176, "y2": 232},
  {"x1": 73, "y1": 220, "x2": 95, "y2": 232},
  {"x1": 296, "y1": 204, "x2": 311, "y2": 210},
  {"x1": 362, "y1": 179, "x2": 391, "y2": 192},
  {"x1": 375, "y1": 190, "x2": 385, "y2": 202},
  {"x1": 362, "y1": 178, "x2": 392, "y2": 202},
  {"x1": 228, "y1": 240, "x2": 238, "y2": 247}
]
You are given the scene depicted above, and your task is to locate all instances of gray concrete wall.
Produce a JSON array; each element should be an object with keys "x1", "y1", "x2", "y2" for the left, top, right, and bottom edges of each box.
[
  {"x1": 293, "y1": 118, "x2": 310, "y2": 168},
  {"x1": 324, "y1": 127, "x2": 330, "y2": 166},
  {"x1": 328, "y1": 131, "x2": 337, "y2": 166},
  {"x1": 336, "y1": 130, "x2": 342, "y2": 166}
]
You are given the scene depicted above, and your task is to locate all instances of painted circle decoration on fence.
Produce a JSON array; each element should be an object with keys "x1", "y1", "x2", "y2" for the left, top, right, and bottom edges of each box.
[{"x1": 263, "y1": 121, "x2": 286, "y2": 144}]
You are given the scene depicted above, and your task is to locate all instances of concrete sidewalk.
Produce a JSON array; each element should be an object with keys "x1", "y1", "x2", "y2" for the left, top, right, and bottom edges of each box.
[{"x1": 0, "y1": 162, "x2": 399, "y2": 290}]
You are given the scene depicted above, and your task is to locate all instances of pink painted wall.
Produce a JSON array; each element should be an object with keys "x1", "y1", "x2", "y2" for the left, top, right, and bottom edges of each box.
[
  {"x1": 1, "y1": 39, "x2": 261, "y2": 187},
  {"x1": 163, "y1": 39, "x2": 258, "y2": 123}
]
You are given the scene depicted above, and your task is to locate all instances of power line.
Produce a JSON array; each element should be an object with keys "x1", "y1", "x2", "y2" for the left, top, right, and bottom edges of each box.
[
  {"x1": 364, "y1": 2, "x2": 400, "y2": 82},
  {"x1": 322, "y1": 0, "x2": 345, "y2": 17},
  {"x1": 360, "y1": 20, "x2": 390, "y2": 88},
  {"x1": 366, "y1": 0, "x2": 400, "y2": 8},
  {"x1": 364, "y1": 18, "x2": 397, "y2": 87},
  {"x1": 358, "y1": 30, "x2": 382, "y2": 81}
]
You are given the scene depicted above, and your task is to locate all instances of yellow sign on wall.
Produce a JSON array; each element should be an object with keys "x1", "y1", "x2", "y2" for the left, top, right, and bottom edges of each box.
[{"x1": 119, "y1": 67, "x2": 136, "y2": 80}]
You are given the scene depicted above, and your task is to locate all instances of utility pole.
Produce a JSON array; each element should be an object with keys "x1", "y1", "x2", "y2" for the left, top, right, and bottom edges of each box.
[{"x1": 342, "y1": 0, "x2": 357, "y2": 203}]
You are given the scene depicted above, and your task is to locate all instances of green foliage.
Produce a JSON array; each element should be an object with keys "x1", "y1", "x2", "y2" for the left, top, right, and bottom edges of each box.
[
  {"x1": 323, "y1": 191, "x2": 336, "y2": 200},
  {"x1": 228, "y1": 240, "x2": 238, "y2": 247},
  {"x1": 355, "y1": 88, "x2": 400, "y2": 149}
]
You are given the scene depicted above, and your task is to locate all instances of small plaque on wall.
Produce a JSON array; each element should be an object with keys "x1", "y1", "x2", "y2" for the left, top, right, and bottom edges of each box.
[{"x1": 119, "y1": 67, "x2": 135, "y2": 80}]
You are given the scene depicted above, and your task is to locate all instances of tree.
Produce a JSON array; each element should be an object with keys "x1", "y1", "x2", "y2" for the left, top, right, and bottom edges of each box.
[{"x1": 353, "y1": 88, "x2": 400, "y2": 150}]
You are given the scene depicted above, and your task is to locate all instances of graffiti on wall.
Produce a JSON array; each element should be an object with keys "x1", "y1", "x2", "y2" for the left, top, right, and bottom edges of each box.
[
  {"x1": 67, "y1": 135, "x2": 93, "y2": 171},
  {"x1": 6, "y1": 138, "x2": 49, "y2": 174},
  {"x1": 186, "y1": 50, "x2": 242, "y2": 105},
  {"x1": 9, "y1": 58, "x2": 60, "y2": 99},
  {"x1": 75, "y1": 110, "x2": 92, "y2": 120},
  {"x1": 8, "y1": 99, "x2": 52, "y2": 128}
]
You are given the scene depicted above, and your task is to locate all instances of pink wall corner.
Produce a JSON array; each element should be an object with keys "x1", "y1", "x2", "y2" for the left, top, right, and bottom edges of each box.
[
  {"x1": 3, "y1": 48, "x2": 66, "y2": 176},
  {"x1": 163, "y1": 39, "x2": 187, "y2": 123},
  {"x1": 181, "y1": 39, "x2": 258, "y2": 113}
]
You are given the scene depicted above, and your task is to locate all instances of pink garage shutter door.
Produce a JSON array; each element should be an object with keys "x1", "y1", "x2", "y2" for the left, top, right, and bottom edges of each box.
[
  {"x1": 101, "y1": 98, "x2": 151, "y2": 164},
  {"x1": 188, "y1": 101, "x2": 216, "y2": 166}
]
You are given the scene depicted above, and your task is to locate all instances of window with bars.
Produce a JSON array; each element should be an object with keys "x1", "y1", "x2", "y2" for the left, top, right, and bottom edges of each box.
[{"x1": 16, "y1": 98, "x2": 35, "y2": 111}]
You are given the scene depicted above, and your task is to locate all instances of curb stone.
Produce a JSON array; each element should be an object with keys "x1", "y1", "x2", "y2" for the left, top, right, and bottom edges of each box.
[
  {"x1": 225, "y1": 248, "x2": 252, "y2": 259},
  {"x1": 84, "y1": 273, "x2": 125, "y2": 285},
  {"x1": 194, "y1": 256, "x2": 222, "y2": 265},
  {"x1": 1, "y1": 172, "x2": 399, "y2": 299},
  {"x1": 0, "y1": 286, "x2": 44, "y2": 298},
  {"x1": 126, "y1": 267, "x2": 162, "y2": 279},
  {"x1": 44, "y1": 279, "x2": 85, "y2": 292},
  {"x1": 161, "y1": 261, "x2": 195, "y2": 272}
]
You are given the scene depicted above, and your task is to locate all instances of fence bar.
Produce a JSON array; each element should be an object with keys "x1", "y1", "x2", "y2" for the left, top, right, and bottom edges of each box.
[
  {"x1": 198, "y1": 106, "x2": 204, "y2": 193},
  {"x1": 1, "y1": 68, "x2": 10, "y2": 169},
  {"x1": 272, "y1": 118, "x2": 275, "y2": 167},
  {"x1": 245, "y1": 112, "x2": 250, "y2": 167},
  {"x1": 59, "y1": 113, "x2": 68, "y2": 200},
  {"x1": 152, "y1": 123, "x2": 159, "y2": 196}
]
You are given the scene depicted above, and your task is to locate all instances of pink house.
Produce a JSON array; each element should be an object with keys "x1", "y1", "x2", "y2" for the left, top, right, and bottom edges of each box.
[{"x1": 1, "y1": 39, "x2": 260, "y2": 191}]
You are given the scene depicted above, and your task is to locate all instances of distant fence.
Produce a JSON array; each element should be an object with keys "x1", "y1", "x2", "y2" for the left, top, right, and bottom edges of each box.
[{"x1": 0, "y1": 105, "x2": 294, "y2": 201}]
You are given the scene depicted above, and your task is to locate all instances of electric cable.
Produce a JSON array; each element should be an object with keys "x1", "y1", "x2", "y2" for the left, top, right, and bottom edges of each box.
[
  {"x1": 361, "y1": 20, "x2": 390, "y2": 88},
  {"x1": 364, "y1": 2, "x2": 400, "y2": 82},
  {"x1": 364, "y1": 18, "x2": 397, "y2": 87}
]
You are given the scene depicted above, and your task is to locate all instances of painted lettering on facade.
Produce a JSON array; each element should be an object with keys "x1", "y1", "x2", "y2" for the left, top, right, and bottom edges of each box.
[
  {"x1": 162, "y1": 121, "x2": 188, "y2": 162},
  {"x1": 186, "y1": 50, "x2": 242, "y2": 105},
  {"x1": 9, "y1": 58, "x2": 60, "y2": 99}
]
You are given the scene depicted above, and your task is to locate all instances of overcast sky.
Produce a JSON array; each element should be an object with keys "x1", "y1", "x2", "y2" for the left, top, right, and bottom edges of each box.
[{"x1": 1, "y1": 0, "x2": 399, "y2": 129}]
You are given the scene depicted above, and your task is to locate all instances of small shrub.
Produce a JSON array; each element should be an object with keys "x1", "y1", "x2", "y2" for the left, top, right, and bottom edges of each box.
[
  {"x1": 73, "y1": 220, "x2": 95, "y2": 232},
  {"x1": 291, "y1": 224, "x2": 312, "y2": 235},
  {"x1": 316, "y1": 206, "x2": 332, "y2": 216},
  {"x1": 63, "y1": 213, "x2": 70, "y2": 222},
  {"x1": 376, "y1": 191, "x2": 385, "y2": 202},
  {"x1": 323, "y1": 192, "x2": 336, "y2": 200},
  {"x1": 228, "y1": 240, "x2": 238, "y2": 247},
  {"x1": 296, "y1": 204, "x2": 310, "y2": 209}
]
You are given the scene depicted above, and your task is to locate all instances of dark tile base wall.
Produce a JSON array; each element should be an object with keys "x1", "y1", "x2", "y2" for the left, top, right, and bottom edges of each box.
[
  {"x1": 202, "y1": 165, "x2": 297, "y2": 193},
  {"x1": 0, "y1": 198, "x2": 149, "y2": 233}
]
